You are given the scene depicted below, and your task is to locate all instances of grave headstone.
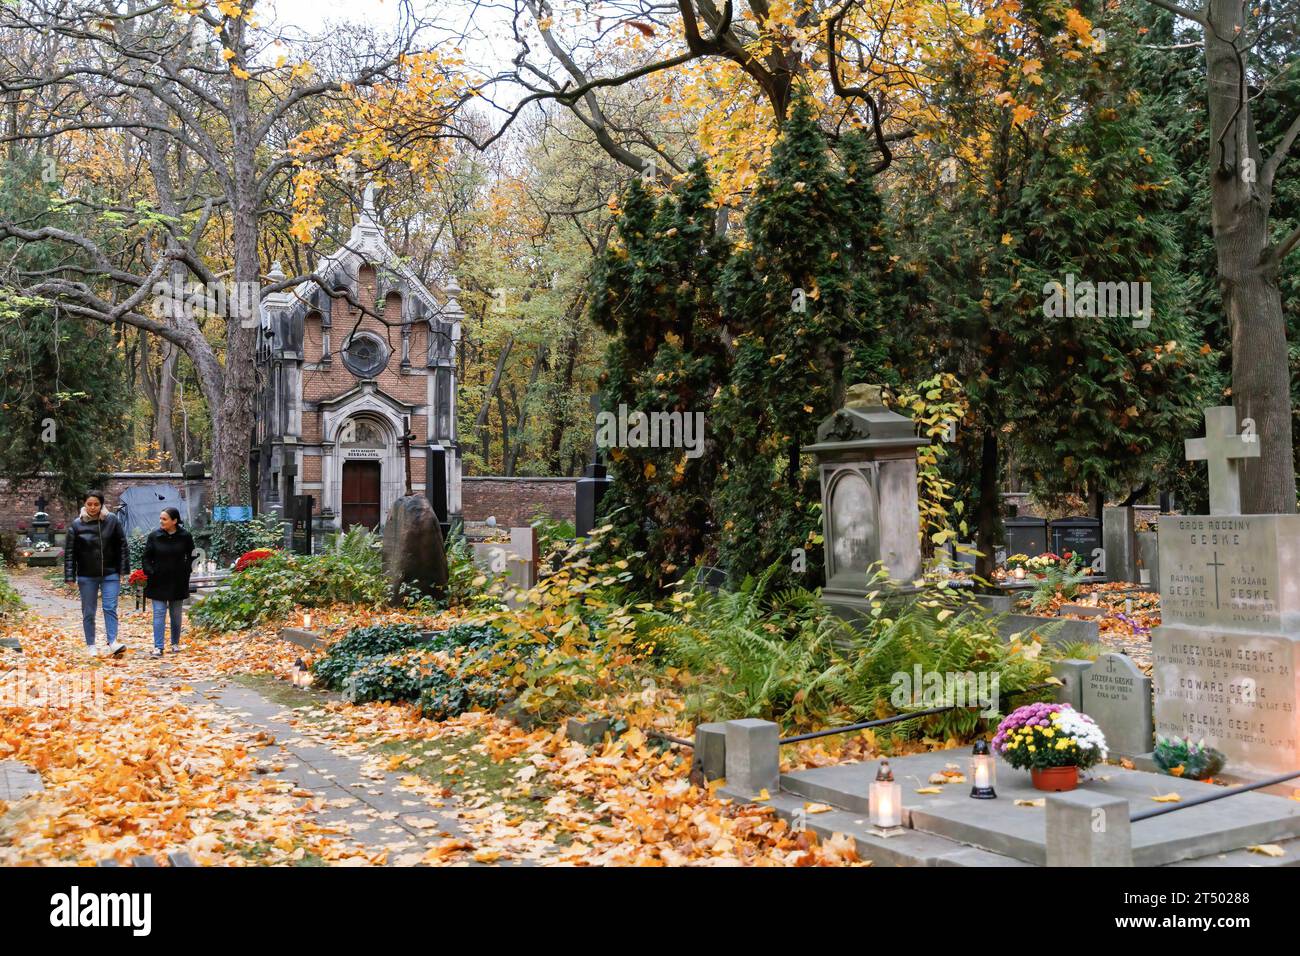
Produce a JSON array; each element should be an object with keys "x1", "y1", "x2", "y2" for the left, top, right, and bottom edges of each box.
[
  {"x1": 1102, "y1": 506, "x2": 1139, "y2": 584},
  {"x1": 1048, "y1": 516, "x2": 1102, "y2": 569},
  {"x1": 1136, "y1": 529, "x2": 1159, "y2": 589},
  {"x1": 1005, "y1": 515, "x2": 1048, "y2": 558},
  {"x1": 1081, "y1": 653, "x2": 1153, "y2": 758},
  {"x1": 290, "y1": 494, "x2": 313, "y2": 556},
  {"x1": 1151, "y1": 406, "x2": 1300, "y2": 778},
  {"x1": 803, "y1": 384, "x2": 929, "y2": 615},
  {"x1": 380, "y1": 495, "x2": 448, "y2": 605},
  {"x1": 471, "y1": 527, "x2": 540, "y2": 595}
]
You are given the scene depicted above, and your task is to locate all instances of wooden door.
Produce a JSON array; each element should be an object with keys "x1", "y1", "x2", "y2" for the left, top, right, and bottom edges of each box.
[{"x1": 341, "y1": 460, "x2": 382, "y2": 530}]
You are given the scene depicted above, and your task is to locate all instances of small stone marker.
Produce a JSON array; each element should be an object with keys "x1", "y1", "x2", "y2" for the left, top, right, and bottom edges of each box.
[
  {"x1": 1045, "y1": 791, "x2": 1132, "y2": 867},
  {"x1": 472, "y1": 527, "x2": 539, "y2": 593},
  {"x1": 1050, "y1": 659, "x2": 1092, "y2": 711},
  {"x1": 693, "y1": 722, "x2": 728, "y2": 782},
  {"x1": 724, "y1": 719, "x2": 779, "y2": 797},
  {"x1": 1081, "y1": 653, "x2": 1153, "y2": 758}
]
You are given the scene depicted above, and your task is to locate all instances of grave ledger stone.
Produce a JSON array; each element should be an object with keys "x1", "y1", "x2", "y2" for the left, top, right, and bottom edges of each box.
[{"x1": 1151, "y1": 406, "x2": 1297, "y2": 779}]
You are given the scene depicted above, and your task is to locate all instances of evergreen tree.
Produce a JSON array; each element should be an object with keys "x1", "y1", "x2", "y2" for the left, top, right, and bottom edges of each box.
[
  {"x1": 714, "y1": 96, "x2": 900, "y2": 584},
  {"x1": 589, "y1": 161, "x2": 729, "y2": 590},
  {"x1": 896, "y1": 0, "x2": 1206, "y2": 573},
  {"x1": 0, "y1": 158, "x2": 125, "y2": 501}
]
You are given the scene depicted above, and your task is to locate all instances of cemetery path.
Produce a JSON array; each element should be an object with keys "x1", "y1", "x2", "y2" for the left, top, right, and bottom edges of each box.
[
  {"x1": 3, "y1": 569, "x2": 864, "y2": 866},
  {"x1": 0, "y1": 569, "x2": 515, "y2": 866}
]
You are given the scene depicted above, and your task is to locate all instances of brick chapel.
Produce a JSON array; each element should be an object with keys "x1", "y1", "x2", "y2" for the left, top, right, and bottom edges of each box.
[{"x1": 253, "y1": 187, "x2": 462, "y2": 531}]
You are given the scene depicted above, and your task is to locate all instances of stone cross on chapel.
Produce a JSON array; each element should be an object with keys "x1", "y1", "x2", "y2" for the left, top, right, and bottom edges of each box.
[{"x1": 1185, "y1": 405, "x2": 1260, "y2": 515}]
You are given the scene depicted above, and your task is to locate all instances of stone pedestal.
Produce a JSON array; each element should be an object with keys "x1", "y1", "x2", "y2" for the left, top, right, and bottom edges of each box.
[{"x1": 1152, "y1": 514, "x2": 1300, "y2": 778}]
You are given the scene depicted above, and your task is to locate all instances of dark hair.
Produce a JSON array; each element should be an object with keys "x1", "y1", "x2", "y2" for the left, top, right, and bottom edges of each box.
[
  {"x1": 163, "y1": 507, "x2": 182, "y2": 525},
  {"x1": 84, "y1": 491, "x2": 106, "y2": 505}
]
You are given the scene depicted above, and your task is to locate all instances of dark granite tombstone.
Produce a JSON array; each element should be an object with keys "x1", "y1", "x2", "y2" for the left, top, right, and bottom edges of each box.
[
  {"x1": 1048, "y1": 516, "x2": 1102, "y2": 568},
  {"x1": 1005, "y1": 515, "x2": 1047, "y2": 557},
  {"x1": 290, "y1": 495, "x2": 314, "y2": 556},
  {"x1": 380, "y1": 495, "x2": 448, "y2": 605}
]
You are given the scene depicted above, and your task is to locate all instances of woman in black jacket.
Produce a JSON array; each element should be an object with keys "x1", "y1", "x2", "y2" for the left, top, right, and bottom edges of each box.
[
  {"x1": 142, "y1": 507, "x2": 195, "y2": 658},
  {"x1": 64, "y1": 490, "x2": 130, "y2": 657}
]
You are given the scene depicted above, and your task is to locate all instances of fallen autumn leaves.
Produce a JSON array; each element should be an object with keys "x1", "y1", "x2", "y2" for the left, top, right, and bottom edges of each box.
[{"x1": 0, "y1": 584, "x2": 867, "y2": 866}]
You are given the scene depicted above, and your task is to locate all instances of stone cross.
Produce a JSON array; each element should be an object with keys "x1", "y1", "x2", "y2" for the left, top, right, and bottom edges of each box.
[
  {"x1": 34, "y1": 494, "x2": 47, "y2": 513},
  {"x1": 400, "y1": 416, "x2": 416, "y2": 496},
  {"x1": 1184, "y1": 405, "x2": 1259, "y2": 515}
]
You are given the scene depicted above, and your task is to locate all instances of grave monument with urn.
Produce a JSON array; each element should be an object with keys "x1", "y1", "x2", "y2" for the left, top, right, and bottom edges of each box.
[{"x1": 804, "y1": 384, "x2": 929, "y2": 618}]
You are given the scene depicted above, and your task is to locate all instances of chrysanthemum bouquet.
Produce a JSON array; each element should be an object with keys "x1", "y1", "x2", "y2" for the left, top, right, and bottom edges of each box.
[{"x1": 992, "y1": 703, "x2": 1108, "y2": 771}]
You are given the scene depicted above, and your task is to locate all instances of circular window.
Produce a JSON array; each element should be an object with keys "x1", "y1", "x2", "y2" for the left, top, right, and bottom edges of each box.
[{"x1": 341, "y1": 333, "x2": 390, "y2": 378}]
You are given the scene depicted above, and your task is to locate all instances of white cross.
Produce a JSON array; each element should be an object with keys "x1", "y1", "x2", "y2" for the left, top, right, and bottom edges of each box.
[{"x1": 1185, "y1": 406, "x2": 1259, "y2": 515}]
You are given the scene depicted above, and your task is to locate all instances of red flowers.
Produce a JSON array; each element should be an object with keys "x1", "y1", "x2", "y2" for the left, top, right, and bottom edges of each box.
[
  {"x1": 127, "y1": 569, "x2": 147, "y2": 586},
  {"x1": 234, "y1": 549, "x2": 275, "y2": 572}
]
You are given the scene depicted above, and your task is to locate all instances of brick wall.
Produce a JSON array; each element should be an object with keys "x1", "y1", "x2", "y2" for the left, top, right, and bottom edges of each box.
[
  {"x1": 460, "y1": 477, "x2": 578, "y2": 527},
  {"x1": 0, "y1": 474, "x2": 212, "y2": 532}
]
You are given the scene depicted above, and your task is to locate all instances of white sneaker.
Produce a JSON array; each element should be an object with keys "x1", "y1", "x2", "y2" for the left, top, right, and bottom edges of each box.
[
  {"x1": 86, "y1": 645, "x2": 102, "y2": 658},
  {"x1": 150, "y1": 647, "x2": 163, "y2": 658},
  {"x1": 107, "y1": 641, "x2": 126, "y2": 657}
]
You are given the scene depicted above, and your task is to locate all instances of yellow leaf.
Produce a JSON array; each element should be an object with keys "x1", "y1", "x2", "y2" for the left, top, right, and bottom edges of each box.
[
  {"x1": 915, "y1": 787, "x2": 943, "y2": 795},
  {"x1": 1151, "y1": 792, "x2": 1181, "y2": 803},
  {"x1": 1248, "y1": 844, "x2": 1285, "y2": 857},
  {"x1": 754, "y1": 788, "x2": 771, "y2": 801},
  {"x1": 1014, "y1": 798, "x2": 1046, "y2": 807},
  {"x1": 804, "y1": 802, "x2": 833, "y2": 814},
  {"x1": 643, "y1": 462, "x2": 656, "y2": 479}
]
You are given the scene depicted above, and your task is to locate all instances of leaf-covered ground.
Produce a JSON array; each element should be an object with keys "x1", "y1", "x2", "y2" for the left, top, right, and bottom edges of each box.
[{"x1": 0, "y1": 570, "x2": 865, "y2": 866}]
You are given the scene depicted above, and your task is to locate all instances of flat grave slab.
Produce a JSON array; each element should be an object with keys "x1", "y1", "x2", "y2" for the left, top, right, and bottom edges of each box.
[{"x1": 780, "y1": 750, "x2": 1300, "y2": 867}]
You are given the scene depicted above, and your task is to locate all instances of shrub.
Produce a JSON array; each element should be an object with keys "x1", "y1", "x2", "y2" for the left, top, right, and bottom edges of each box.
[
  {"x1": 0, "y1": 561, "x2": 23, "y2": 620},
  {"x1": 329, "y1": 621, "x2": 428, "y2": 658},
  {"x1": 0, "y1": 531, "x2": 21, "y2": 566},
  {"x1": 640, "y1": 565, "x2": 1051, "y2": 737},
  {"x1": 312, "y1": 620, "x2": 510, "y2": 720},
  {"x1": 191, "y1": 548, "x2": 386, "y2": 631}
]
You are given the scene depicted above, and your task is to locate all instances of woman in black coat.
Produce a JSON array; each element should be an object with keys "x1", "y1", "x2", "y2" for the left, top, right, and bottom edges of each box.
[{"x1": 141, "y1": 507, "x2": 195, "y2": 658}]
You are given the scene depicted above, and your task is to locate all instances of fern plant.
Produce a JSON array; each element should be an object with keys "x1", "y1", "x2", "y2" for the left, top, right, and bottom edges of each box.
[{"x1": 638, "y1": 565, "x2": 1051, "y2": 738}]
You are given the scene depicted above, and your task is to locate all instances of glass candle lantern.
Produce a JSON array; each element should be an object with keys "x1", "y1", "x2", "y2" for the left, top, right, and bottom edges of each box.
[
  {"x1": 970, "y1": 739, "x2": 997, "y2": 799},
  {"x1": 869, "y1": 760, "x2": 904, "y2": 833}
]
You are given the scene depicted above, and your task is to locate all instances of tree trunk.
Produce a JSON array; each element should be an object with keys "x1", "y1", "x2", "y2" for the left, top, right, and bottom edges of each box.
[
  {"x1": 1203, "y1": 0, "x2": 1297, "y2": 513},
  {"x1": 975, "y1": 427, "x2": 1000, "y2": 579},
  {"x1": 153, "y1": 343, "x2": 179, "y2": 469}
]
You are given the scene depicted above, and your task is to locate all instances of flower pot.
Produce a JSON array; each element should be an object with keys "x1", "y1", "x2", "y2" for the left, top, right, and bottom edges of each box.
[{"x1": 1031, "y1": 766, "x2": 1079, "y2": 792}]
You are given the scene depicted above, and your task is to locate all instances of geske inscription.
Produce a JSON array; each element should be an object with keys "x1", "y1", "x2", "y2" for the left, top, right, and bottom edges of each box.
[
  {"x1": 1152, "y1": 627, "x2": 1299, "y2": 775},
  {"x1": 1159, "y1": 516, "x2": 1285, "y2": 631}
]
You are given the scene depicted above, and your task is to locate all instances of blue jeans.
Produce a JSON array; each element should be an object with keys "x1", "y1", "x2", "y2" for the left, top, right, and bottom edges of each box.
[
  {"x1": 152, "y1": 599, "x2": 184, "y2": 650},
  {"x1": 77, "y1": 575, "x2": 120, "y2": 647}
]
